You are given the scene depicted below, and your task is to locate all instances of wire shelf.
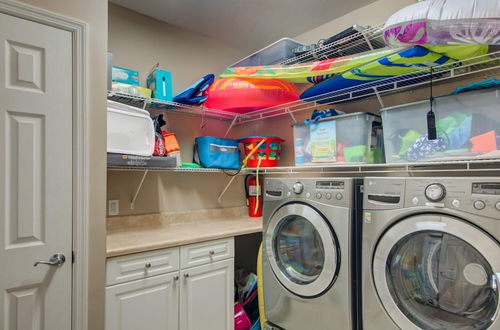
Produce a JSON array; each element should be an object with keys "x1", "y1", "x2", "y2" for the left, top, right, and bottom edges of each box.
[
  {"x1": 236, "y1": 50, "x2": 500, "y2": 124},
  {"x1": 107, "y1": 91, "x2": 244, "y2": 121},
  {"x1": 281, "y1": 24, "x2": 386, "y2": 65},
  {"x1": 249, "y1": 159, "x2": 500, "y2": 175},
  {"x1": 107, "y1": 166, "x2": 246, "y2": 174}
]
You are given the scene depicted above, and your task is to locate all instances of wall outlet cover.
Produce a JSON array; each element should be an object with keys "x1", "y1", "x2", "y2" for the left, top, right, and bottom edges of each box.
[{"x1": 108, "y1": 200, "x2": 120, "y2": 216}]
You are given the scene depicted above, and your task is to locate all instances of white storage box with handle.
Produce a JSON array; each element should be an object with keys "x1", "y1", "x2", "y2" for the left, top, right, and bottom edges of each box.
[{"x1": 107, "y1": 100, "x2": 155, "y2": 156}]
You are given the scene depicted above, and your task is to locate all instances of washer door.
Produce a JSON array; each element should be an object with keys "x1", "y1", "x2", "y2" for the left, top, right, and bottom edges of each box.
[
  {"x1": 373, "y1": 214, "x2": 500, "y2": 330},
  {"x1": 265, "y1": 203, "x2": 339, "y2": 298}
]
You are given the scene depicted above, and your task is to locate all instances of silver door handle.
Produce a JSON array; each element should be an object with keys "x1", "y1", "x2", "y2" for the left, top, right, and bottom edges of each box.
[{"x1": 34, "y1": 253, "x2": 66, "y2": 267}]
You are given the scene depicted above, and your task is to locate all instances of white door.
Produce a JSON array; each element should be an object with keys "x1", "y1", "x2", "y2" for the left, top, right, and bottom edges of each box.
[
  {"x1": 106, "y1": 273, "x2": 180, "y2": 330},
  {"x1": 0, "y1": 12, "x2": 73, "y2": 330},
  {"x1": 180, "y1": 259, "x2": 234, "y2": 330}
]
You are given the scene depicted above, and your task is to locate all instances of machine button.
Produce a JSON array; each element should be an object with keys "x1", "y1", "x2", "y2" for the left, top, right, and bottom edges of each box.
[
  {"x1": 452, "y1": 199, "x2": 461, "y2": 208},
  {"x1": 336, "y1": 193, "x2": 343, "y2": 200},
  {"x1": 286, "y1": 191, "x2": 291, "y2": 197},
  {"x1": 412, "y1": 197, "x2": 419, "y2": 205},
  {"x1": 325, "y1": 193, "x2": 332, "y2": 200},
  {"x1": 305, "y1": 192, "x2": 311, "y2": 198},
  {"x1": 425, "y1": 183, "x2": 446, "y2": 202},
  {"x1": 496, "y1": 202, "x2": 500, "y2": 211},
  {"x1": 473, "y1": 200, "x2": 486, "y2": 210},
  {"x1": 293, "y1": 182, "x2": 304, "y2": 194},
  {"x1": 316, "y1": 192, "x2": 322, "y2": 199}
]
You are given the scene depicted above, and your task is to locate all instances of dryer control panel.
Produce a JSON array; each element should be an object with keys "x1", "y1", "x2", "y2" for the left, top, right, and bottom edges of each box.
[{"x1": 405, "y1": 178, "x2": 500, "y2": 219}]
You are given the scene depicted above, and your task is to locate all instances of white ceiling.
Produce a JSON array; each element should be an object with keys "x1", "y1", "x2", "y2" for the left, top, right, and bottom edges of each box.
[{"x1": 110, "y1": 0, "x2": 375, "y2": 51}]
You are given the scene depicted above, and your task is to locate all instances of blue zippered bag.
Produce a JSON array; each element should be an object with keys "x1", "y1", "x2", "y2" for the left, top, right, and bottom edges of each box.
[{"x1": 194, "y1": 137, "x2": 240, "y2": 170}]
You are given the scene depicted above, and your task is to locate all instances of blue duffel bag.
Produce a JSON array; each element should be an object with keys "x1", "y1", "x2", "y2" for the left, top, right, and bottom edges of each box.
[{"x1": 194, "y1": 136, "x2": 240, "y2": 170}]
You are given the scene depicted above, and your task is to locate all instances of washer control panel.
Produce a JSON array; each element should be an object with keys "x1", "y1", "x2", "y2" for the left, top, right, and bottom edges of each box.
[
  {"x1": 266, "y1": 178, "x2": 352, "y2": 208},
  {"x1": 405, "y1": 178, "x2": 500, "y2": 219}
]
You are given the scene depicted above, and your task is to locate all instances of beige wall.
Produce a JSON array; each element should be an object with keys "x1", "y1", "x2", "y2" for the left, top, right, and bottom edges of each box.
[
  {"x1": 294, "y1": 0, "x2": 416, "y2": 43},
  {"x1": 107, "y1": 4, "x2": 250, "y2": 216},
  {"x1": 108, "y1": 3, "x2": 247, "y2": 93},
  {"x1": 16, "y1": 0, "x2": 108, "y2": 329}
]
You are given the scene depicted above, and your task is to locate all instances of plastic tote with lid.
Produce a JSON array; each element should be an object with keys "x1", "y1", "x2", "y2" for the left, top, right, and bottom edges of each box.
[
  {"x1": 107, "y1": 100, "x2": 155, "y2": 156},
  {"x1": 381, "y1": 87, "x2": 500, "y2": 163}
]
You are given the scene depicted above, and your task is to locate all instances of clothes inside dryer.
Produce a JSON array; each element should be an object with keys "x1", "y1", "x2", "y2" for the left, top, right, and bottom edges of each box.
[
  {"x1": 274, "y1": 215, "x2": 325, "y2": 285},
  {"x1": 385, "y1": 231, "x2": 498, "y2": 330}
]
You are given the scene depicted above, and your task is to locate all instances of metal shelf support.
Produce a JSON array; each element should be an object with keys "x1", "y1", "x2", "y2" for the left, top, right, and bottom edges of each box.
[{"x1": 130, "y1": 170, "x2": 149, "y2": 210}]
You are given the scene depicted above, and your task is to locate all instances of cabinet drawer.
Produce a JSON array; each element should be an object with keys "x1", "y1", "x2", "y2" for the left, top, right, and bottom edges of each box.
[
  {"x1": 180, "y1": 238, "x2": 234, "y2": 269},
  {"x1": 106, "y1": 247, "x2": 180, "y2": 286}
]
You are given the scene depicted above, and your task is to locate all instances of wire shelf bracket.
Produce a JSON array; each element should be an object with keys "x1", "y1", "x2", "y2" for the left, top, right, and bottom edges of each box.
[{"x1": 130, "y1": 170, "x2": 149, "y2": 210}]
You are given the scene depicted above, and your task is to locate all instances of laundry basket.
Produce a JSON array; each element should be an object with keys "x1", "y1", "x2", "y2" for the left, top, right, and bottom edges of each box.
[{"x1": 239, "y1": 136, "x2": 284, "y2": 167}]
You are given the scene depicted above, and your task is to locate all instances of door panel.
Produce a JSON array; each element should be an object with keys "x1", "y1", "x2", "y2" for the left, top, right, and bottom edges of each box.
[
  {"x1": 106, "y1": 273, "x2": 180, "y2": 330},
  {"x1": 0, "y1": 12, "x2": 73, "y2": 330},
  {"x1": 373, "y1": 214, "x2": 500, "y2": 330},
  {"x1": 180, "y1": 259, "x2": 234, "y2": 330}
]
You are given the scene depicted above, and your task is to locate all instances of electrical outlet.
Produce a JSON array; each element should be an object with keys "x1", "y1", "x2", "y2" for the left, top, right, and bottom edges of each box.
[{"x1": 108, "y1": 200, "x2": 120, "y2": 216}]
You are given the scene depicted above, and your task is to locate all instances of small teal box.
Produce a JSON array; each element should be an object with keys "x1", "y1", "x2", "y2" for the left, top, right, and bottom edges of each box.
[
  {"x1": 112, "y1": 66, "x2": 139, "y2": 86},
  {"x1": 147, "y1": 70, "x2": 173, "y2": 101}
]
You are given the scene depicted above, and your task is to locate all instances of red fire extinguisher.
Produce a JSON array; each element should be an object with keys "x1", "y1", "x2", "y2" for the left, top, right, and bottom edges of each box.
[{"x1": 245, "y1": 175, "x2": 263, "y2": 217}]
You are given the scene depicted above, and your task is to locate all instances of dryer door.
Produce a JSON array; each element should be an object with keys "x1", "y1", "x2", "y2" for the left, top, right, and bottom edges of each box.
[
  {"x1": 265, "y1": 203, "x2": 339, "y2": 298},
  {"x1": 373, "y1": 214, "x2": 500, "y2": 330}
]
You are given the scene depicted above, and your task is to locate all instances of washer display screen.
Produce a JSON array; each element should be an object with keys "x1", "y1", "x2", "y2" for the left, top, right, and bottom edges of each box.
[{"x1": 385, "y1": 231, "x2": 498, "y2": 330}]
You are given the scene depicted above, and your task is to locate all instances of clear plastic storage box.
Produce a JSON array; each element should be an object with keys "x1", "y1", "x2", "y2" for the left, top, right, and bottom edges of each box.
[
  {"x1": 293, "y1": 112, "x2": 384, "y2": 165},
  {"x1": 230, "y1": 38, "x2": 304, "y2": 67},
  {"x1": 381, "y1": 87, "x2": 500, "y2": 163}
]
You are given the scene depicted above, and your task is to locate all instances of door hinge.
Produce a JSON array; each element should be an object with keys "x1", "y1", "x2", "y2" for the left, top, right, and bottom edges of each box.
[{"x1": 72, "y1": 251, "x2": 75, "y2": 264}]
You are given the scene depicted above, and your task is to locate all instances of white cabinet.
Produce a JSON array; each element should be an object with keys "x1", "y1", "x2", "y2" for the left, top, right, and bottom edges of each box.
[
  {"x1": 180, "y1": 259, "x2": 234, "y2": 330},
  {"x1": 106, "y1": 272, "x2": 179, "y2": 330},
  {"x1": 106, "y1": 238, "x2": 235, "y2": 330}
]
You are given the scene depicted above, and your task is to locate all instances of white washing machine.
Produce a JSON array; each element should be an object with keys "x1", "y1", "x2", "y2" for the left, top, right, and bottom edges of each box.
[
  {"x1": 262, "y1": 178, "x2": 362, "y2": 330},
  {"x1": 362, "y1": 177, "x2": 500, "y2": 330}
]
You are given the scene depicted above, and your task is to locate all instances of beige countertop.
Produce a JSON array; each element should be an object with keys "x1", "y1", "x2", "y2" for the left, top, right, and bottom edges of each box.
[{"x1": 106, "y1": 207, "x2": 263, "y2": 258}]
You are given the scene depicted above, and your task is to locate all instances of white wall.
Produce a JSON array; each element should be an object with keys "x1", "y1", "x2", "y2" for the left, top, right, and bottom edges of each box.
[
  {"x1": 108, "y1": 3, "x2": 247, "y2": 94},
  {"x1": 294, "y1": 0, "x2": 416, "y2": 44},
  {"x1": 107, "y1": 4, "x2": 249, "y2": 216},
  {"x1": 17, "y1": 0, "x2": 107, "y2": 329}
]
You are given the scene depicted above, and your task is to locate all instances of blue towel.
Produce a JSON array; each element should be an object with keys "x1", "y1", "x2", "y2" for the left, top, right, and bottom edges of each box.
[
  {"x1": 452, "y1": 78, "x2": 500, "y2": 94},
  {"x1": 173, "y1": 74, "x2": 215, "y2": 105}
]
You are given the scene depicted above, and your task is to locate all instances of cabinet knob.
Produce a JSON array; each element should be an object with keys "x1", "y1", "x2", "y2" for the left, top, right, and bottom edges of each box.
[
  {"x1": 173, "y1": 275, "x2": 179, "y2": 281},
  {"x1": 145, "y1": 262, "x2": 152, "y2": 268},
  {"x1": 184, "y1": 273, "x2": 189, "y2": 278},
  {"x1": 209, "y1": 250, "x2": 215, "y2": 255}
]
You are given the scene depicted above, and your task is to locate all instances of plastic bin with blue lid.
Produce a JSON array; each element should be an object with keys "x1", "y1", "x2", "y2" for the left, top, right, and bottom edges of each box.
[
  {"x1": 292, "y1": 112, "x2": 384, "y2": 165},
  {"x1": 381, "y1": 87, "x2": 500, "y2": 163}
]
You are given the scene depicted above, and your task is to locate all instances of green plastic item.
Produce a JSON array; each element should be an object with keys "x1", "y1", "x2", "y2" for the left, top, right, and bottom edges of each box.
[
  {"x1": 399, "y1": 130, "x2": 422, "y2": 156},
  {"x1": 181, "y1": 162, "x2": 202, "y2": 168},
  {"x1": 344, "y1": 145, "x2": 367, "y2": 162}
]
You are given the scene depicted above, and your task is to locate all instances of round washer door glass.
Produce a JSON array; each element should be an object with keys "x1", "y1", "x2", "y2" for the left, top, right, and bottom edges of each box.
[
  {"x1": 266, "y1": 203, "x2": 338, "y2": 297},
  {"x1": 373, "y1": 215, "x2": 500, "y2": 330},
  {"x1": 274, "y1": 215, "x2": 325, "y2": 284}
]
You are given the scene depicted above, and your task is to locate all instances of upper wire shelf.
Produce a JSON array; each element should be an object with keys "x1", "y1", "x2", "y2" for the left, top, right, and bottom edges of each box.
[
  {"x1": 107, "y1": 91, "x2": 245, "y2": 121},
  {"x1": 234, "y1": 50, "x2": 500, "y2": 124}
]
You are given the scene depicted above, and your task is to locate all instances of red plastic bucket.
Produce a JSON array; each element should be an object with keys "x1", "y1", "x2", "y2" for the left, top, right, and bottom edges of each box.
[{"x1": 240, "y1": 136, "x2": 284, "y2": 167}]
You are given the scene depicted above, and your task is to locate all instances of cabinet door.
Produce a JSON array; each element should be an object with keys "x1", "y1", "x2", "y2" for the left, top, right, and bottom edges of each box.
[
  {"x1": 106, "y1": 272, "x2": 179, "y2": 330},
  {"x1": 180, "y1": 259, "x2": 234, "y2": 330}
]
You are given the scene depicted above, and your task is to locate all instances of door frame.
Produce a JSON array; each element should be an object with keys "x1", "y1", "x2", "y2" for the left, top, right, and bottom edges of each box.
[{"x1": 0, "y1": 1, "x2": 89, "y2": 329}]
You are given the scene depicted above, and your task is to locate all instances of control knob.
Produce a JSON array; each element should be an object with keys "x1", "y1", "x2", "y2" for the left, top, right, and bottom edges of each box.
[
  {"x1": 425, "y1": 183, "x2": 446, "y2": 202},
  {"x1": 293, "y1": 182, "x2": 304, "y2": 194}
]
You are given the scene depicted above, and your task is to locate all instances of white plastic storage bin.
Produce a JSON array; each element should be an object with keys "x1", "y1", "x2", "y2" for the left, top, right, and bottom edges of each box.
[
  {"x1": 381, "y1": 87, "x2": 500, "y2": 163},
  {"x1": 293, "y1": 112, "x2": 384, "y2": 165},
  {"x1": 107, "y1": 100, "x2": 155, "y2": 156}
]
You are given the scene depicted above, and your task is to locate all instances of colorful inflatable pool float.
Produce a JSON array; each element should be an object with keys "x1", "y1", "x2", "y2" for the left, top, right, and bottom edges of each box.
[
  {"x1": 220, "y1": 48, "x2": 397, "y2": 84},
  {"x1": 204, "y1": 78, "x2": 299, "y2": 113},
  {"x1": 384, "y1": 0, "x2": 500, "y2": 46},
  {"x1": 300, "y1": 46, "x2": 456, "y2": 102}
]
